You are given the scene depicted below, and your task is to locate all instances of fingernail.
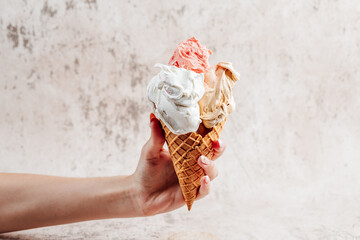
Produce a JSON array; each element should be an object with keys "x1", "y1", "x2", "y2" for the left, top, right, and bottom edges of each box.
[
  {"x1": 217, "y1": 139, "x2": 223, "y2": 148},
  {"x1": 150, "y1": 113, "x2": 156, "y2": 127},
  {"x1": 200, "y1": 156, "x2": 209, "y2": 165},
  {"x1": 204, "y1": 175, "x2": 210, "y2": 184},
  {"x1": 150, "y1": 113, "x2": 156, "y2": 122}
]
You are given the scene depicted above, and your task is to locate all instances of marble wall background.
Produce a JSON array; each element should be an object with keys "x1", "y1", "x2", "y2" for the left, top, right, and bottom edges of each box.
[{"x1": 1, "y1": 0, "x2": 360, "y2": 239}]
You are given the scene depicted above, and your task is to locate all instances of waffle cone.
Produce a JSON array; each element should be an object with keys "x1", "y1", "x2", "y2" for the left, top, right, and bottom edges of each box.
[{"x1": 160, "y1": 119, "x2": 226, "y2": 211}]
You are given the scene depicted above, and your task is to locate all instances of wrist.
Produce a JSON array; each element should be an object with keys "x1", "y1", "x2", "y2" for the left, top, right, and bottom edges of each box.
[
  {"x1": 102, "y1": 175, "x2": 143, "y2": 218},
  {"x1": 126, "y1": 173, "x2": 163, "y2": 217},
  {"x1": 125, "y1": 174, "x2": 149, "y2": 217}
]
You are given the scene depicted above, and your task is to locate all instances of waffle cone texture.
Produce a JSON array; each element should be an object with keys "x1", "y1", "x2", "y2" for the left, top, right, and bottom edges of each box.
[{"x1": 160, "y1": 119, "x2": 226, "y2": 211}]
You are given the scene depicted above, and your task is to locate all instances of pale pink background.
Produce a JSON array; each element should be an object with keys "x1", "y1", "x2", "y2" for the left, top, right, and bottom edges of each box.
[{"x1": 1, "y1": 1, "x2": 360, "y2": 239}]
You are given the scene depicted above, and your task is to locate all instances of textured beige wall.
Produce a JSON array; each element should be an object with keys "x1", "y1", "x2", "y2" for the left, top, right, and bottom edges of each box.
[{"x1": 1, "y1": 0, "x2": 360, "y2": 239}]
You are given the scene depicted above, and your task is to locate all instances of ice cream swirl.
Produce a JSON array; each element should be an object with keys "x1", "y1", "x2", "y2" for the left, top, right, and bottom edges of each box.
[{"x1": 198, "y1": 62, "x2": 240, "y2": 128}]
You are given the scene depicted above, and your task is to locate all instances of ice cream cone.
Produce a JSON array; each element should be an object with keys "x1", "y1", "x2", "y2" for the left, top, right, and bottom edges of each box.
[
  {"x1": 147, "y1": 37, "x2": 239, "y2": 211},
  {"x1": 160, "y1": 119, "x2": 226, "y2": 211}
]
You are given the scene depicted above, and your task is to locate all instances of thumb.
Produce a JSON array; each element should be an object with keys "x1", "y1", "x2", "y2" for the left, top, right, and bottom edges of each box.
[{"x1": 147, "y1": 113, "x2": 165, "y2": 156}]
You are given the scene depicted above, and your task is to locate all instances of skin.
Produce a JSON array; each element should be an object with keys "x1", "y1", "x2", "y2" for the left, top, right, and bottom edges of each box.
[{"x1": 0, "y1": 115, "x2": 226, "y2": 233}]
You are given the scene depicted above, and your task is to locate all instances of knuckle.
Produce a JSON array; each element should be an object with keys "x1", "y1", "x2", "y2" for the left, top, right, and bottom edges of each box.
[
  {"x1": 204, "y1": 186, "x2": 210, "y2": 195},
  {"x1": 207, "y1": 160, "x2": 215, "y2": 169},
  {"x1": 209, "y1": 159, "x2": 215, "y2": 166},
  {"x1": 140, "y1": 147, "x2": 149, "y2": 159},
  {"x1": 200, "y1": 189, "x2": 208, "y2": 198},
  {"x1": 209, "y1": 168, "x2": 219, "y2": 180}
]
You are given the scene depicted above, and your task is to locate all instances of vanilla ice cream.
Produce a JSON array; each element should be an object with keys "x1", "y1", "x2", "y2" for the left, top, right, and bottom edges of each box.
[{"x1": 147, "y1": 64, "x2": 205, "y2": 135}]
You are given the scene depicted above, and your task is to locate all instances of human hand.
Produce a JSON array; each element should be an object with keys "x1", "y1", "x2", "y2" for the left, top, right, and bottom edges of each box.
[{"x1": 130, "y1": 114, "x2": 226, "y2": 216}]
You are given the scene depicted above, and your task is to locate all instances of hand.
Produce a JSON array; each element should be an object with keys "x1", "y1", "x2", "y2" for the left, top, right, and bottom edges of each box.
[{"x1": 130, "y1": 114, "x2": 226, "y2": 216}]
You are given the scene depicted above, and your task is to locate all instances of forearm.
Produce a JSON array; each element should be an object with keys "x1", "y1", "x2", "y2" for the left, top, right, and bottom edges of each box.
[{"x1": 0, "y1": 173, "x2": 139, "y2": 233}]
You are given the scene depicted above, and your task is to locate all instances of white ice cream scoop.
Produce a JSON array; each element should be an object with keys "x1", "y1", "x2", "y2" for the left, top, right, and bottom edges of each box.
[{"x1": 147, "y1": 64, "x2": 205, "y2": 135}]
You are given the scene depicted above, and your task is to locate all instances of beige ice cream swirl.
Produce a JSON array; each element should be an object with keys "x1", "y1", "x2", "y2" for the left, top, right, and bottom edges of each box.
[{"x1": 198, "y1": 62, "x2": 240, "y2": 129}]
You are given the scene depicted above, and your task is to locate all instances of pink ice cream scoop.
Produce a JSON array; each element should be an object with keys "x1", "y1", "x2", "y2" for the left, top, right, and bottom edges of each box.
[{"x1": 169, "y1": 37, "x2": 212, "y2": 74}]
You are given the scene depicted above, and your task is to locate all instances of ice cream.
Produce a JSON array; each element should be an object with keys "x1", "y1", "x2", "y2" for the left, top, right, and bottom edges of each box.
[
  {"x1": 168, "y1": 37, "x2": 239, "y2": 129},
  {"x1": 169, "y1": 37, "x2": 212, "y2": 74},
  {"x1": 198, "y1": 62, "x2": 240, "y2": 128},
  {"x1": 146, "y1": 37, "x2": 240, "y2": 211},
  {"x1": 147, "y1": 63, "x2": 205, "y2": 135}
]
